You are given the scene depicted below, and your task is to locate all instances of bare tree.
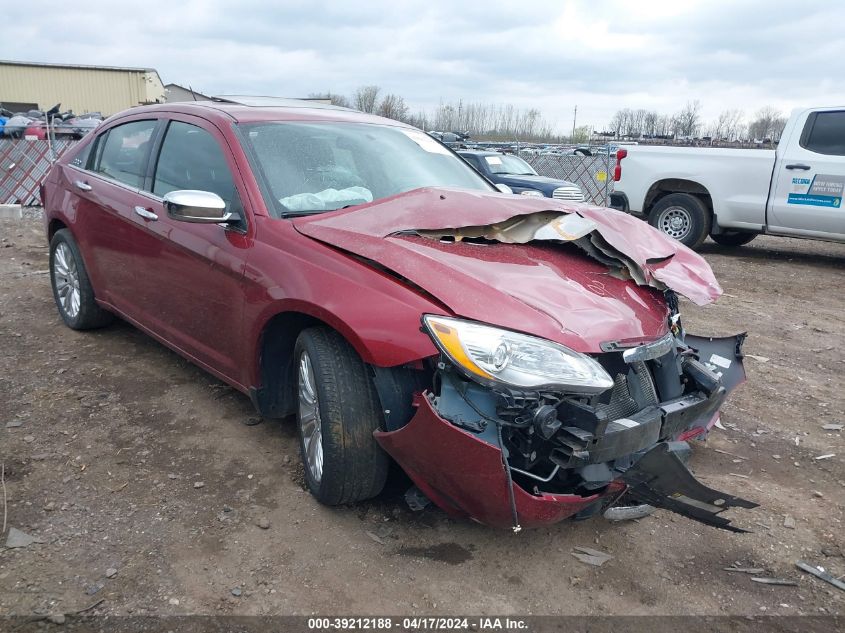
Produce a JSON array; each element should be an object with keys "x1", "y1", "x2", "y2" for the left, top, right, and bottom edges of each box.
[
  {"x1": 353, "y1": 85, "x2": 381, "y2": 113},
  {"x1": 654, "y1": 114, "x2": 672, "y2": 137},
  {"x1": 643, "y1": 110, "x2": 659, "y2": 136},
  {"x1": 608, "y1": 109, "x2": 629, "y2": 138},
  {"x1": 377, "y1": 93, "x2": 409, "y2": 122},
  {"x1": 748, "y1": 106, "x2": 787, "y2": 142},
  {"x1": 709, "y1": 109, "x2": 744, "y2": 141},
  {"x1": 674, "y1": 100, "x2": 703, "y2": 137},
  {"x1": 571, "y1": 125, "x2": 591, "y2": 143}
]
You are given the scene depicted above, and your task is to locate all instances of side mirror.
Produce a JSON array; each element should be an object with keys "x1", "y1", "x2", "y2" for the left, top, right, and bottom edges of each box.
[
  {"x1": 163, "y1": 190, "x2": 232, "y2": 223},
  {"x1": 494, "y1": 183, "x2": 513, "y2": 194}
]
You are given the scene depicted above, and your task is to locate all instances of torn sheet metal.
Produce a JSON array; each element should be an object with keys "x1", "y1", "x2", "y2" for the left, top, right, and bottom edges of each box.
[
  {"x1": 418, "y1": 209, "x2": 720, "y2": 303},
  {"x1": 416, "y1": 211, "x2": 598, "y2": 243},
  {"x1": 294, "y1": 187, "x2": 722, "y2": 307},
  {"x1": 295, "y1": 189, "x2": 671, "y2": 353}
]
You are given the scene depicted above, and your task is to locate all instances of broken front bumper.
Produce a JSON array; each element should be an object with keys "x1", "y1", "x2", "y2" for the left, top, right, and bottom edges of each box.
[
  {"x1": 375, "y1": 395, "x2": 627, "y2": 529},
  {"x1": 374, "y1": 333, "x2": 755, "y2": 530}
]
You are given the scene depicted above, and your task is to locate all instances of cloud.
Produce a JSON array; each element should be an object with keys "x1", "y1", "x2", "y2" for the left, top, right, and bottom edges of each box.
[{"x1": 2, "y1": 0, "x2": 844, "y2": 131}]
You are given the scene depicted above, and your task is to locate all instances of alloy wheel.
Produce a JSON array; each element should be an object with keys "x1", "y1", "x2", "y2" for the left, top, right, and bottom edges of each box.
[
  {"x1": 298, "y1": 351, "x2": 324, "y2": 482},
  {"x1": 53, "y1": 242, "x2": 81, "y2": 318}
]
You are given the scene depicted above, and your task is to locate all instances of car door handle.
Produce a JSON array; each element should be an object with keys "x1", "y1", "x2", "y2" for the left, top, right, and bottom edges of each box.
[
  {"x1": 785, "y1": 164, "x2": 811, "y2": 170},
  {"x1": 73, "y1": 180, "x2": 92, "y2": 191},
  {"x1": 134, "y1": 206, "x2": 159, "y2": 221}
]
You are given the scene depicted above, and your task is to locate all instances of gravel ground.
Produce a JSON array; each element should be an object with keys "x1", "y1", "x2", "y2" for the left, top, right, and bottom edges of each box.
[{"x1": 0, "y1": 218, "x2": 843, "y2": 617}]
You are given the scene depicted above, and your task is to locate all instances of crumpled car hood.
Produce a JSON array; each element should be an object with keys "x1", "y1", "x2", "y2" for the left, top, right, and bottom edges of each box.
[{"x1": 293, "y1": 187, "x2": 722, "y2": 352}]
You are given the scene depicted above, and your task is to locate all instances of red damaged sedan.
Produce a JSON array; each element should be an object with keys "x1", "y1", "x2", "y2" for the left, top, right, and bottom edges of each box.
[{"x1": 42, "y1": 98, "x2": 756, "y2": 531}]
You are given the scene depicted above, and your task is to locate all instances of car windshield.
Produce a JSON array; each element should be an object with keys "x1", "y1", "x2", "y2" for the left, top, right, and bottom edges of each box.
[
  {"x1": 483, "y1": 154, "x2": 538, "y2": 176},
  {"x1": 238, "y1": 121, "x2": 494, "y2": 216}
]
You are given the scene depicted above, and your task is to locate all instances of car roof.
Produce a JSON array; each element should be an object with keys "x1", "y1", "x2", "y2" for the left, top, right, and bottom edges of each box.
[{"x1": 110, "y1": 98, "x2": 411, "y2": 127}]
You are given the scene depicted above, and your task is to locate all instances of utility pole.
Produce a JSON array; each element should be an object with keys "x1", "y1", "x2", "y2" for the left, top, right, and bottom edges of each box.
[{"x1": 571, "y1": 105, "x2": 577, "y2": 142}]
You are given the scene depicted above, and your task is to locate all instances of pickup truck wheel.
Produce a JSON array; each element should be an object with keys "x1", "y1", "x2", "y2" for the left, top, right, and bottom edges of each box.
[
  {"x1": 294, "y1": 327, "x2": 389, "y2": 506},
  {"x1": 49, "y1": 229, "x2": 114, "y2": 330},
  {"x1": 649, "y1": 193, "x2": 711, "y2": 249},
  {"x1": 710, "y1": 231, "x2": 757, "y2": 247}
]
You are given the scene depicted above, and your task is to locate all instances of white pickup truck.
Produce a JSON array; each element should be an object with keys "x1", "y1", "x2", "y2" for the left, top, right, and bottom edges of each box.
[{"x1": 609, "y1": 106, "x2": 845, "y2": 248}]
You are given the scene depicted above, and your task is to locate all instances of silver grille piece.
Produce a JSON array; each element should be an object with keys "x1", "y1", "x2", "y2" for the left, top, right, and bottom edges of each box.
[{"x1": 552, "y1": 186, "x2": 585, "y2": 202}]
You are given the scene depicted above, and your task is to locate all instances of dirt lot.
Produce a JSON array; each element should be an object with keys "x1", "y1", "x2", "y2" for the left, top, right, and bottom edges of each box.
[{"x1": 1, "y1": 217, "x2": 843, "y2": 617}]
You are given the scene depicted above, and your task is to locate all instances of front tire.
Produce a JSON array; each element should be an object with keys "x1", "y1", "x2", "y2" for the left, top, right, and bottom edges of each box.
[
  {"x1": 294, "y1": 327, "x2": 389, "y2": 506},
  {"x1": 49, "y1": 229, "x2": 113, "y2": 330},
  {"x1": 710, "y1": 231, "x2": 757, "y2": 247},
  {"x1": 649, "y1": 193, "x2": 711, "y2": 249}
]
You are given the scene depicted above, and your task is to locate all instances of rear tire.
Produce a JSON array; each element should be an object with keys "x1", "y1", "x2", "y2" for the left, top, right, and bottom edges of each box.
[
  {"x1": 49, "y1": 229, "x2": 113, "y2": 330},
  {"x1": 710, "y1": 231, "x2": 757, "y2": 247},
  {"x1": 294, "y1": 327, "x2": 389, "y2": 506},
  {"x1": 649, "y1": 193, "x2": 711, "y2": 249}
]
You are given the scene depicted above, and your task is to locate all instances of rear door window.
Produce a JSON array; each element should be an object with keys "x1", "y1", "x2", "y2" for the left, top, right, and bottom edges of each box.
[
  {"x1": 801, "y1": 111, "x2": 845, "y2": 156},
  {"x1": 94, "y1": 120, "x2": 157, "y2": 188}
]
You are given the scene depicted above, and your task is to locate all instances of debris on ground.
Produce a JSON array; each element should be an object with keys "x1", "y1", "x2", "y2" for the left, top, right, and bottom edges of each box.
[
  {"x1": 5, "y1": 420, "x2": 23, "y2": 428},
  {"x1": 714, "y1": 448, "x2": 747, "y2": 459},
  {"x1": 5, "y1": 527, "x2": 44, "y2": 548},
  {"x1": 105, "y1": 567, "x2": 118, "y2": 579},
  {"x1": 813, "y1": 454, "x2": 835, "y2": 460},
  {"x1": 242, "y1": 416, "x2": 262, "y2": 426},
  {"x1": 603, "y1": 504, "x2": 655, "y2": 521},
  {"x1": 783, "y1": 515, "x2": 796, "y2": 529},
  {"x1": 745, "y1": 354, "x2": 770, "y2": 363},
  {"x1": 821, "y1": 424, "x2": 843, "y2": 431},
  {"x1": 256, "y1": 517, "x2": 270, "y2": 530},
  {"x1": 795, "y1": 561, "x2": 845, "y2": 592},
  {"x1": 365, "y1": 531, "x2": 386, "y2": 545},
  {"x1": 193, "y1": 481, "x2": 205, "y2": 489},
  {"x1": 571, "y1": 546, "x2": 613, "y2": 567},
  {"x1": 751, "y1": 577, "x2": 798, "y2": 586},
  {"x1": 231, "y1": 587, "x2": 242, "y2": 597},
  {"x1": 724, "y1": 566, "x2": 765, "y2": 574},
  {"x1": 85, "y1": 582, "x2": 104, "y2": 596}
]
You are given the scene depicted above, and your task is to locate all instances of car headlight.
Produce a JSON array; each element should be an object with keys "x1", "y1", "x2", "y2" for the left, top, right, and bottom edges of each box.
[
  {"x1": 519, "y1": 189, "x2": 545, "y2": 197},
  {"x1": 423, "y1": 315, "x2": 613, "y2": 393}
]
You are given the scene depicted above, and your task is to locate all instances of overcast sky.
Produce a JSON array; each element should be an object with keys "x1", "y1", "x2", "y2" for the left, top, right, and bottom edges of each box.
[{"x1": 4, "y1": 0, "x2": 844, "y2": 132}]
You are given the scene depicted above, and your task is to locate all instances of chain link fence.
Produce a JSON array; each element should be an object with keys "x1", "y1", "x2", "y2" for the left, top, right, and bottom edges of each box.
[
  {"x1": 0, "y1": 139, "x2": 616, "y2": 208},
  {"x1": 0, "y1": 139, "x2": 78, "y2": 205},
  {"x1": 520, "y1": 152, "x2": 615, "y2": 206}
]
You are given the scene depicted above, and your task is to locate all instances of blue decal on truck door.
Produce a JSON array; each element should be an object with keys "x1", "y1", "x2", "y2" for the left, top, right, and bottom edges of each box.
[{"x1": 787, "y1": 175, "x2": 844, "y2": 208}]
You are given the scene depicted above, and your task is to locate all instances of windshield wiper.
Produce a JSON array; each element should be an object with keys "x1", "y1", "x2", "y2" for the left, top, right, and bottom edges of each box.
[
  {"x1": 278, "y1": 209, "x2": 328, "y2": 218},
  {"x1": 279, "y1": 203, "x2": 362, "y2": 219}
]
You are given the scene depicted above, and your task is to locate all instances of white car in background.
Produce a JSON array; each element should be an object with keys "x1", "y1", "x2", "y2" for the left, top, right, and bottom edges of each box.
[{"x1": 610, "y1": 106, "x2": 845, "y2": 248}]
